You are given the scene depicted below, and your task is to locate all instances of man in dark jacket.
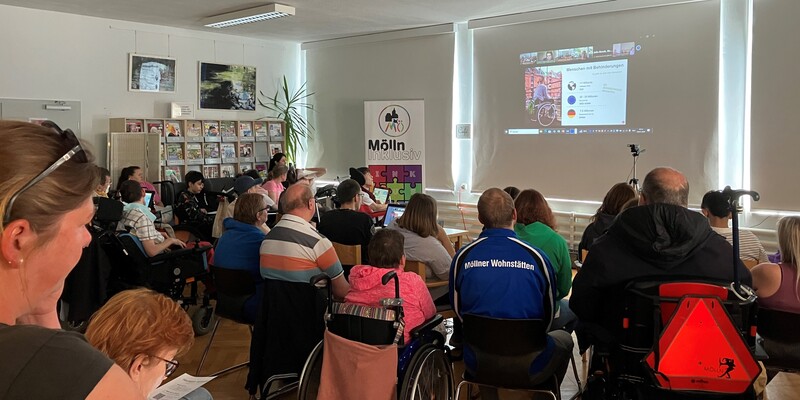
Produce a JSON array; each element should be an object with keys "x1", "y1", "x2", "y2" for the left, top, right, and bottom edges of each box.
[{"x1": 571, "y1": 167, "x2": 751, "y2": 348}]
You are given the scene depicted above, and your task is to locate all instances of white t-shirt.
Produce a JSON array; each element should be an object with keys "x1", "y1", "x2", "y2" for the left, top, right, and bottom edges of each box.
[{"x1": 711, "y1": 227, "x2": 769, "y2": 263}]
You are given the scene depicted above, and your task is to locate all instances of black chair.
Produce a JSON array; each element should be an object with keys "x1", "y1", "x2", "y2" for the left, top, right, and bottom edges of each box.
[
  {"x1": 246, "y1": 278, "x2": 327, "y2": 399},
  {"x1": 757, "y1": 307, "x2": 800, "y2": 382},
  {"x1": 455, "y1": 314, "x2": 561, "y2": 400},
  {"x1": 196, "y1": 265, "x2": 258, "y2": 376}
]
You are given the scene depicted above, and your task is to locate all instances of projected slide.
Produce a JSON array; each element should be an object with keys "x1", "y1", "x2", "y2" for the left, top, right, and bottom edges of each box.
[
  {"x1": 561, "y1": 60, "x2": 628, "y2": 126},
  {"x1": 510, "y1": 42, "x2": 650, "y2": 135}
]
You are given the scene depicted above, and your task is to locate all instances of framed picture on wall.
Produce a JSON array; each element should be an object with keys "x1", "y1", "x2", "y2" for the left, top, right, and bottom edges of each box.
[
  {"x1": 129, "y1": 54, "x2": 176, "y2": 93},
  {"x1": 198, "y1": 62, "x2": 257, "y2": 111}
]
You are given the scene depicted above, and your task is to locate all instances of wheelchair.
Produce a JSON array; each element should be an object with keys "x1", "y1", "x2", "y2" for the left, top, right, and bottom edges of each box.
[
  {"x1": 96, "y1": 204, "x2": 216, "y2": 336},
  {"x1": 297, "y1": 271, "x2": 455, "y2": 400},
  {"x1": 582, "y1": 279, "x2": 762, "y2": 400}
]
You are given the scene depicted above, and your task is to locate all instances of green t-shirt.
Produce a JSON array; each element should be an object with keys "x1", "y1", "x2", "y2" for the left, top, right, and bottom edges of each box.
[{"x1": 514, "y1": 221, "x2": 573, "y2": 300}]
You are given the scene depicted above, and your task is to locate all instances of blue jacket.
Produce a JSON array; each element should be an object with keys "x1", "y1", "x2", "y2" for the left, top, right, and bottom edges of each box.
[
  {"x1": 214, "y1": 218, "x2": 268, "y2": 323},
  {"x1": 449, "y1": 228, "x2": 558, "y2": 374},
  {"x1": 215, "y1": 218, "x2": 267, "y2": 281}
]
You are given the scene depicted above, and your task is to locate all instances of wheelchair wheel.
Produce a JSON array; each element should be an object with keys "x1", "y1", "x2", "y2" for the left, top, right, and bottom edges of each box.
[
  {"x1": 61, "y1": 319, "x2": 88, "y2": 333},
  {"x1": 399, "y1": 344, "x2": 454, "y2": 400},
  {"x1": 191, "y1": 306, "x2": 216, "y2": 336},
  {"x1": 297, "y1": 340, "x2": 324, "y2": 400}
]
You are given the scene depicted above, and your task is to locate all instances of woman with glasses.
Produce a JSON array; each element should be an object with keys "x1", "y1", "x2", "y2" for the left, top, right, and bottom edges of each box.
[
  {"x1": 214, "y1": 193, "x2": 269, "y2": 323},
  {"x1": 86, "y1": 288, "x2": 212, "y2": 400},
  {"x1": 0, "y1": 120, "x2": 141, "y2": 399}
]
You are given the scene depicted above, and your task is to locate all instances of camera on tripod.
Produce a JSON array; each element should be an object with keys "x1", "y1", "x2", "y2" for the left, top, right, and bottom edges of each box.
[{"x1": 628, "y1": 144, "x2": 643, "y2": 156}]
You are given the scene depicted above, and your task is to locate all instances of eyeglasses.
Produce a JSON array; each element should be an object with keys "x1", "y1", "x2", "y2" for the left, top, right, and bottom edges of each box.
[
  {"x1": 148, "y1": 354, "x2": 180, "y2": 377},
  {"x1": 3, "y1": 125, "x2": 87, "y2": 224}
]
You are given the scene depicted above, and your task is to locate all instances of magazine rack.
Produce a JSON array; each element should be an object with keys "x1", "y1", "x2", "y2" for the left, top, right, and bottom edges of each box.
[{"x1": 109, "y1": 117, "x2": 286, "y2": 183}]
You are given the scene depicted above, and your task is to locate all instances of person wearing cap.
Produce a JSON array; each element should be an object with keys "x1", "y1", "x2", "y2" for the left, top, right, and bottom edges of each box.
[
  {"x1": 350, "y1": 167, "x2": 388, "y2": 212},
  {"x1": 214, "y1": 175, "x2": 272, "y2": 237},
  {"x1": 317, "y1": 179, "x2": 375, "y2": 276}
]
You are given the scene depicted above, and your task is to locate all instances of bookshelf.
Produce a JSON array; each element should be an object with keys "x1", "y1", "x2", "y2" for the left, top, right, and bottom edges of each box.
[{"x1": 109, "y1": 117, "x2": 286, "y2": 183}]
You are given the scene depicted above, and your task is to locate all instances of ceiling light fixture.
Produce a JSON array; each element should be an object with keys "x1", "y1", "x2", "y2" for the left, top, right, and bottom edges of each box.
[{"x1": 203, "y1": 3, "x2": 295, "y2": 28}]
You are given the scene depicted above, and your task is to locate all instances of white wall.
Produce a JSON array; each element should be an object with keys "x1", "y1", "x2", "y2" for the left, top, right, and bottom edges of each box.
[{"x1": 0, "y1": 4, "x2": 300, "y2": 166}]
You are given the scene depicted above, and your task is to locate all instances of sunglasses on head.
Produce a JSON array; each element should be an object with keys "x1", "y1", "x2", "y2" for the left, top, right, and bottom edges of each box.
[{"x1": 3, "y1": 122, "x2": 88, "y2": 224}]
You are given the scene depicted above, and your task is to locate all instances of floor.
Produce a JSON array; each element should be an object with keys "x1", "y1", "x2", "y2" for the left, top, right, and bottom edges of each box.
[{"x1": 171, "y1": 315, "x2": 799, "y2": 399}]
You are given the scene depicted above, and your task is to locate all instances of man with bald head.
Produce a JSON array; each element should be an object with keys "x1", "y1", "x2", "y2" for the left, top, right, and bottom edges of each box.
[
  {"x1": 449, "y1": 188, "x2": 573, "y2": 395},
  {"x1": 260, "y1": 183, "x2": 350, "y2": 299},
  {"x1": 571, "y1": 167, "x2": 750, "y2": 351}
]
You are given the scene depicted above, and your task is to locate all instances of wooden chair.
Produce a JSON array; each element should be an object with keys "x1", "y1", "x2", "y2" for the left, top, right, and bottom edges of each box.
[
  {"x1": 404, "y1": 260, "x2": 448, "y2": 289},
  {"x1": 742, "y1": 259, "x2": 759, "y2": 269},
  {"x1": 331, "y1": 242, "x2": 361, "y2": 266}
]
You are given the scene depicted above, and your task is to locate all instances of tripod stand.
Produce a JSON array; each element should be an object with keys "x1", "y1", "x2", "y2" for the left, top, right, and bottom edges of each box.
[{"x1": 628, "y1": 144, "x2": 645, "y2": 192}]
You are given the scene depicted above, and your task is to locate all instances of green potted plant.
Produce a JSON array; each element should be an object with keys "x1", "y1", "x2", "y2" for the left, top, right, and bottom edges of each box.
[{"x1": 259, "y1": 75, "x2": 314, "y2": 163}]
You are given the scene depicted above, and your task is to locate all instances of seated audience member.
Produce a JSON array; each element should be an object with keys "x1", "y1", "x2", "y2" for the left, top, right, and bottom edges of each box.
[
  {"x1": 95, "y1": 166, "x2": 111, "y2": 197},
  {"x1": 214, "y1": 193, "x2": 269, "y2": 323},
  {"x1": 346, "y1": 229, "x2": 436, "y2": 344},
  {"x1": 350, "y1": 167, "x2": 388, "y2": 212},
  {"x1": 85, "y1": 289, "x2": 211, "y2": 400},
  {"x1": 450, "y1": 188, "x2": 573, "y2": 398},
  {"x1": 578, "y1": 182, "x2": 636, "y2": 256},
  {"x1": 702, "y1": 190, "x2": 769, "y2": 263},
  {"x1": 268, "y1": 152, "x2": 287, "y2": 174},
  {"x1": 571, "y1": 167, "x2": 751, "y2": 349},
  {"x1": 215, "y1": 175, "x2": 271, "y2": 236},
  {"x1": 753, "y1": 216, "x2": 800, "y2": 359},
  {"x1": 244, "y1": 169, "x2": 277, "y2": 210},
  {"x1": 317, "y1": 179, "x2": 374, "y2": 265},
  {"x1": 0, "y1": 120, "x2": 140, "y2": 399},
  {"x1": 387, "y1": 193, "x2": 455, "y2": 281},
  {"x1": 503, "y1": 186, "x2": 521, "y2": 200},
  {"x1": 262, "y1": 165, "x2": 289, "y2": 206},
  {"x1": 118, "y1": 180, "x2": 185, "y2": 257},
  {"x1": 116, "y1": 165, "x2": 163, "y2": 206},
  {"x1": 175, "y1": 171, "x2": 215, "y2": 240},
  {"x1": 260, "y1": 184, "x2": 350, "y2": 299},
  {"x1": 514, "y1": 189, "x2": 576, "y2": 332},
  {"x1": 296, "y1": 169, "x2": 322, "y2": 187}
]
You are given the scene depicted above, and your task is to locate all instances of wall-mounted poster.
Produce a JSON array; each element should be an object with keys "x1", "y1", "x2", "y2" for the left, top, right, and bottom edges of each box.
[
  {"x1": 129, "y1": 54, "x2": 176, "y2": 93},
  {"x1": 199, "y1": 62, "x2": 256, "y2": 111}
]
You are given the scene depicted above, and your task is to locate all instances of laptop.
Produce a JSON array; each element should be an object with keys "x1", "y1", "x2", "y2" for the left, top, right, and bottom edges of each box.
[
  {"x1": 381, "y1": 204, "x2": 406, "y2": 228},
  {"x1": 144, "y1": 190, "x2": 155, "y2": 209},
  {"x1": 373, "y1": 187, "x2": 389, "y2": 204}
]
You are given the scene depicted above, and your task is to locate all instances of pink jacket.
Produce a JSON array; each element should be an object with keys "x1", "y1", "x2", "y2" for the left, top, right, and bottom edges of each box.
[{"x1": 345, "y1": 265, "x2": 436, "y2": 344}]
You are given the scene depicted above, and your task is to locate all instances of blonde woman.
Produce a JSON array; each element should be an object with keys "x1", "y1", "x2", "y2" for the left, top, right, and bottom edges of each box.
[
  {"x1": 753, "y1": 216, "x2": 800, "y2": 313},
  {"x1": 388, "y1": 193, "x2": 455, "y2": 281},
  {"x1": 0, "y1": 120, "x2": 141, "y2": 399}
]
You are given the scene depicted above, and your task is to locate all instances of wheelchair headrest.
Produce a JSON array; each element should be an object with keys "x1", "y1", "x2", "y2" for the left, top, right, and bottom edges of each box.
[{"x1": 93, "y1": 197, "x2": 123, "y2": 223}]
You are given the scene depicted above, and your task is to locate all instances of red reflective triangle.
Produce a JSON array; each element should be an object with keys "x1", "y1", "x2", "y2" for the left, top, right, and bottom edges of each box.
[{"x1": 645, "y1": 297, "x2": 761, "y2": 394}]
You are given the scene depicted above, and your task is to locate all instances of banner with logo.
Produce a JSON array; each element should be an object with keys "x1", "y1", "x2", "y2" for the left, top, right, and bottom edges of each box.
[{"x1": 364, "y1": 100, "x2": 425, "y2": 203}]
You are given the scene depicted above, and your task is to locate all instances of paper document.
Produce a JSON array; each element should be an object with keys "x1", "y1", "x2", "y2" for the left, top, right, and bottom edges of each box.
[{"x1": 149, "y1": 374, "x2": 216, "y2": 400}]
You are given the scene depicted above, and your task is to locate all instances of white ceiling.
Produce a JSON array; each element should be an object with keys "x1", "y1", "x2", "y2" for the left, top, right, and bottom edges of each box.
[{"x1": 0, "y1": 0, "x2": 609, "y2": 42}]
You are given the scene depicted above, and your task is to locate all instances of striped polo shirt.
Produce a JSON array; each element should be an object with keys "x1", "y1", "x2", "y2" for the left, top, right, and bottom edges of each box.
[{"x1": 260, "y1": 214, "x2": 344, "y2": 283}]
